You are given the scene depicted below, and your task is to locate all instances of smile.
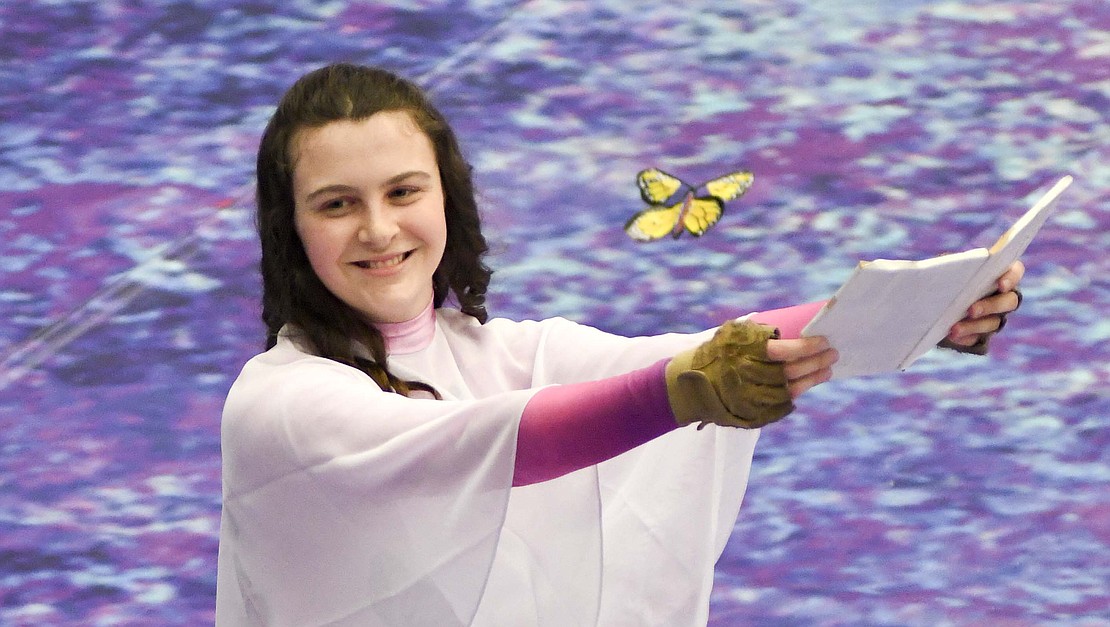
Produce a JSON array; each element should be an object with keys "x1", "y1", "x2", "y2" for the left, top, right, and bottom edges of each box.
[{"x1": 352, "y1": 251, "x2": 411, "y2": 270}]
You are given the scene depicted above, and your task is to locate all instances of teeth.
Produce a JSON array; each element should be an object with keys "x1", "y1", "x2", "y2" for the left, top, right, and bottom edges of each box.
[{"x1": 357, "y1": 253, "x2": 406, "y2": 269}]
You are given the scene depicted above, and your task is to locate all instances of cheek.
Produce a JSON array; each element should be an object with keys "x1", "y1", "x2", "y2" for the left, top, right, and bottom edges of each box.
[
  {"x1": 423, "y1": 199, "x2": 448, "y2": 257},
  {"x1": 431, "y1": 214, "x2": 448, "y2": 255},
  {"x1": 295, "y1": 217, "x2": 340, "y2": 277}
]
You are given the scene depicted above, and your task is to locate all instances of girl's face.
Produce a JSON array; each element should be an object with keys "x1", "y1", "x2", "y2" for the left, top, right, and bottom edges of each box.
[{"x1": 292, "y1": 111, "x2": 447, "y2": 324}]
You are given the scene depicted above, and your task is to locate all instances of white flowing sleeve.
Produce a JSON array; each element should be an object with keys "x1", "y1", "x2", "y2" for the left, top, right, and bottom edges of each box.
[
  {"x1": 216, "y1": 340, "x2": 533, "y2": 627},
  {"x1": 522, "y1": 318, "x2": 761, "y2": 626}
]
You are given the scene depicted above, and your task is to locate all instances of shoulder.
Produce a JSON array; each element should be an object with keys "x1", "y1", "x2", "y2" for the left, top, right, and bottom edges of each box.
[
  {"x1": 427, "y1": 310, "x2": 596, "y2": 386},
  {"x1": 233, "y1": 334, "x2": 367, "y2": 389},
  {"x1": 223, "y1": 335, "x2": 382, "y2": 428},
  {"x1": 434, "y1": 308, "x2": 580, "y2": 345}
]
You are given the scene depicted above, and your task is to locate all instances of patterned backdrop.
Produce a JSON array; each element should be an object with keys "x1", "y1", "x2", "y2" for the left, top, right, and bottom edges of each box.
[{"x1": 1, "y1": 1, "x2": 1107, "y2": 624}]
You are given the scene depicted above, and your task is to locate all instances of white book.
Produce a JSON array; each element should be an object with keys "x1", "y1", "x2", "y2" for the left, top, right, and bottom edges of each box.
[{"x1": 801, "y1": 175, "x2": 1074, "y2": 379}]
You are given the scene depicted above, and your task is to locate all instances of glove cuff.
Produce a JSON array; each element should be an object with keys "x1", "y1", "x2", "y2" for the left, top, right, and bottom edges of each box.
[{"x1": 664, "y1": 351, "x2": 732, "y2": 429}]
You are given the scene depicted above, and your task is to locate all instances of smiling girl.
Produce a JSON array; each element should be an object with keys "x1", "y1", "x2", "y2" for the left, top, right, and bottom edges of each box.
[{"x1": 216, "y1": 63, "x2": 1023, "y2": 626}]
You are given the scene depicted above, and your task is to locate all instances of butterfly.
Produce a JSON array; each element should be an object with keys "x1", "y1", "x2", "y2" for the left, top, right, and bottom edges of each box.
[{"x1": 624, "y1": 168, "x2": 754, "y2": 241}]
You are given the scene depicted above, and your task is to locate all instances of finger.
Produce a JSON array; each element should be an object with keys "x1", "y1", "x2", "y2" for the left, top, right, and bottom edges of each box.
[
  {"x1": 765, "y1": 336, "x2": 830, "y2": 362},
  {"x1": 968, "y1": 290, "x2": 1021, "y2": 319},
  {"x1": 782, "y1": 347, "x2": 839, "y2": 382},
  {"x1": 948, "y1": 315, "x2": 1003, "y2": 342},
  {"x1": 944, "y1": 332, "x2": 980, "y2": 348},
  {"x1": 787, "y1": 365, "x2": 833, "y2": 399},
  {"x1": 997, "y1": 260, "x2": 1025, "y2": 292}
]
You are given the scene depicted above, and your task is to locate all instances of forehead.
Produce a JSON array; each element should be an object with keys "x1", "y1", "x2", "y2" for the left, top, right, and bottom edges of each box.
[{"x1": 290, "y1": 111, "x2": 437, "y2": 183}]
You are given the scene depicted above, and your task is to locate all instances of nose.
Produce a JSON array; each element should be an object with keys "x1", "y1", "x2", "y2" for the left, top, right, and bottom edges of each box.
[{"x1": 357, "y1": 207, "x2": 399, "y2": 248}]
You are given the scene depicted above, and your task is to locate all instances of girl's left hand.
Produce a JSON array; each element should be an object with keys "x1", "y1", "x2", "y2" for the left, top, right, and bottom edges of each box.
[{"x1": 943, "y1": 260, "x2": 1025, "y2": 351}]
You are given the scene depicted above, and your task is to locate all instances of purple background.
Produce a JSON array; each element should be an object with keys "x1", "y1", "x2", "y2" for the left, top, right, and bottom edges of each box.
[{"x1": 1, "y1": 1, "x2": 1107, "y2": 624}]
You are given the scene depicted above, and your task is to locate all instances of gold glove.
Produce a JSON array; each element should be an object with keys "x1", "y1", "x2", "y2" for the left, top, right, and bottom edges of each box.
[{"x1": 665, "y1": 320, "x2": 794, "y2": 429}]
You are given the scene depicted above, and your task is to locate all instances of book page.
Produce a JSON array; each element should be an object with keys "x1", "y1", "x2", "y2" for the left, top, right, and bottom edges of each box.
[
  {"x1": 903, "y1": 175, "x2": 1074, "y2": 364},
  {"x1": 803, "y1": 251, "x2": 987, "y2": 378},
  {"x1": 802, "y1": 175, "x2": 1073, "y2": 379}
]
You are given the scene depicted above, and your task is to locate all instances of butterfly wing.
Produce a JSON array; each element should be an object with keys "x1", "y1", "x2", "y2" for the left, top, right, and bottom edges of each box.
[
  {"x1": 682, "y1": 197, "x2": 724, "y2": 237},
  {"x1": 624, "y1": 204, "x2": 683, "y2": 241},
  {"x1": 637, "y1": 168, "x2": 686, "y2": 205},
  {"x1": 703, "y1": 171, "x2": 754, "y2": 202}
]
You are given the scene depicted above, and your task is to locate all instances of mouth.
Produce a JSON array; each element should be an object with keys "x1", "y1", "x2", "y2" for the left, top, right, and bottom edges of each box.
[{"x1": 351, "y1": 251, "x2": 412, "y2": 270}]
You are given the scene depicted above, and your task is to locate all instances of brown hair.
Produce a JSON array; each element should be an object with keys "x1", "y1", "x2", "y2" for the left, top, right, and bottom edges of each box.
[{"x1": 256, "y1": 63, "x2": 492, "y2": 395}]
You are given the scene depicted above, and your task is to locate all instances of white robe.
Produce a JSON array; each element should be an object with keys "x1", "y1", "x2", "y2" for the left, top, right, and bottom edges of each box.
[{"x1": 216, "y1": 309, "x2": 760, "y2": 626}]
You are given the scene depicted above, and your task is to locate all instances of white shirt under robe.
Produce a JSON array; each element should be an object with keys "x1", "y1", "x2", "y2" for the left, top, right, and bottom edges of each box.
[{"x1": 216, "y1": 308, "x2": 762, "y2": 626}]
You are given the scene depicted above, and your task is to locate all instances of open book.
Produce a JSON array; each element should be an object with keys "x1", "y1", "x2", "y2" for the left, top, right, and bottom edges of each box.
[{"x1": 801, "y1": 175, "x2": 1073, "y2": 379}]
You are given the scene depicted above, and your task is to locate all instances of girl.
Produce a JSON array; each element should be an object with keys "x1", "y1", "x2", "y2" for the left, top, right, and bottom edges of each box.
[{"x1": 216, "y1": 63, "x2": 1022, "y2": 626}]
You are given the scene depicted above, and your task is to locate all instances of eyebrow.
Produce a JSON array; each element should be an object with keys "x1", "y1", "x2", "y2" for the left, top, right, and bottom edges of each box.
[{"x1": 303, "y1": 171, "x2": 434, "y2": 204}]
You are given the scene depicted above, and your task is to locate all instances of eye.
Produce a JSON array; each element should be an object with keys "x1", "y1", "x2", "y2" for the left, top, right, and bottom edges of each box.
[
  {"x1": 318, "y1": 197, "x2": 353, "y2": 213},
  {"x1": 388, "y1": 186, "x2": 423, "y2": 203}
]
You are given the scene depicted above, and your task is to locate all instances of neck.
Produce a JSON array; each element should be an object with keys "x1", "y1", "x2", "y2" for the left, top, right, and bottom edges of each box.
[{"x1": 374, "y1": 301, "x2": 436, "y2": 354}]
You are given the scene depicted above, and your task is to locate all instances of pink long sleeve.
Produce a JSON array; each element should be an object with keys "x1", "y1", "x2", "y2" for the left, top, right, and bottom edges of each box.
[
  {"x1": 748, "y1": 300, "x2": 828, "y2": 339},
  {"x1": 512, "y1": 301, "x2": 828, "y2": 486},
  {"x1": 513, "y1": 359, "x2": 677, "y2": 486}
]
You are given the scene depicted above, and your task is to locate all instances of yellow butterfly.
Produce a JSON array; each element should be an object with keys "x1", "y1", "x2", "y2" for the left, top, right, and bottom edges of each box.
[{"x1": 624, "y1": 168, "x2": 754, "y2": 241}]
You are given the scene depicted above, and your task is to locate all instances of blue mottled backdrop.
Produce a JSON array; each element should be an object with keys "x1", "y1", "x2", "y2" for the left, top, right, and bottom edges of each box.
[{"x1": 1, "y1": 1, "x2": 1107, "y2": 624}]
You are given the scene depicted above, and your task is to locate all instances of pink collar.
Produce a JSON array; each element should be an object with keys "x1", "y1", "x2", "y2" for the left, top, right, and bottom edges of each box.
[{"x1": 375, "y1": 301, "x2": 436, "y2": 355}]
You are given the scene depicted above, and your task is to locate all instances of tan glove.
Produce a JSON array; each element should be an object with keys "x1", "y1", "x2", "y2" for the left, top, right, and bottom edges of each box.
[{"x1": 665, "y1": 320, "x2": 794, "y2": 429}]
